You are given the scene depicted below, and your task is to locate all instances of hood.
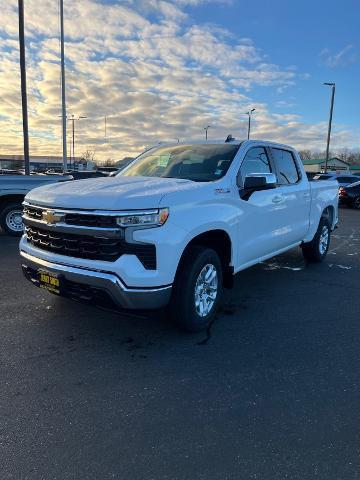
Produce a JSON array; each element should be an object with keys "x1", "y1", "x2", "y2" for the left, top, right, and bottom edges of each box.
[{"x1": 25, "y1": 175, "x2": 203, "y2": 210}]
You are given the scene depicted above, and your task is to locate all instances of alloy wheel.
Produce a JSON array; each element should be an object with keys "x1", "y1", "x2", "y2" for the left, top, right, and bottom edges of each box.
[{"x1": 194, "y1": 263, "x2": 218, "y2": 317}]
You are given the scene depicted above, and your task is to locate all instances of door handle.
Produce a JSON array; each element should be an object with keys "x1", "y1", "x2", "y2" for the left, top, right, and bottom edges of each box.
[{"x1": 272, "y1": 195, "x2": 283, "y2": 204}]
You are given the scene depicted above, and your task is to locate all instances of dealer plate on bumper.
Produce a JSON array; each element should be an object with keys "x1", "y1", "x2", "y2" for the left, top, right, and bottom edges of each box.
[{"x1": 39, "y1": 271, "x2": 61, "y2": 294}]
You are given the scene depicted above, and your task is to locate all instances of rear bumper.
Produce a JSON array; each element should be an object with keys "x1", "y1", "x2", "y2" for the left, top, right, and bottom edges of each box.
[{"x1": 20, "y1": 250, "x2": 172, "y2": 310}]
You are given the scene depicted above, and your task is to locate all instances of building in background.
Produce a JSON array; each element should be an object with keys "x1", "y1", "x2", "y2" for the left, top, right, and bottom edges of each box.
[
  {"x1": 302, "y1": 157, "x2": 350, "y2": 173},
  {"x1": 349, "y1": 165, "x2": 360, "y2": 174},
  {"x1": 0, "y1": 154, "x2": 91, "y2": 172}
]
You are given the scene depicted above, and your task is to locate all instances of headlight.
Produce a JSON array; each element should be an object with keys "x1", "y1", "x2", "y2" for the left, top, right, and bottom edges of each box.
[{"x1": 116, "y1": 208, "x2": 169, "y2": 227}]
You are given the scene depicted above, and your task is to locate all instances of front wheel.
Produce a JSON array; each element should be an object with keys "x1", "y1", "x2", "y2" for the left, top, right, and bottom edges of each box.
[
  {"x1": 169, "y1": 246, "x2": 223, "y2": 332},
  {"x1": 353, "y1": 197, "x2": 360, "y2": 210},
  {"x1": 302, "y1": 217, "x2": 331, "y2": 263},
  {"x1": 0, "y1": 203, "x2": 24, "y2": 236}
]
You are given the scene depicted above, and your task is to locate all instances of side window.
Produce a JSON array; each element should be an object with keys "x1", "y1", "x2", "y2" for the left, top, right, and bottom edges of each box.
[
  {"x1": 271, "y1": 148, "x2": 300, "y2": 185},
  {"x1": 240, "y1": 147, "x2": 271, "y2": 180}
]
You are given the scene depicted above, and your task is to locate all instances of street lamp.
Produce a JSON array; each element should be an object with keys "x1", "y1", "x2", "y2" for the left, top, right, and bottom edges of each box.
[
  {"x1": 245, "y1": 108, "x2": 256, "y2": 140},
  {"x1": 323, "y1": 82, "x2": 336, "y2": 174},
  {"x1": 18, "y1": 0, "x2": 30, "y2": 175},
  {"x1": 204, "y1": 125, "x2": 211, "y2": 141},
  {"x1": 69, "y1": 114, "x2": 87, "y2": 168}
]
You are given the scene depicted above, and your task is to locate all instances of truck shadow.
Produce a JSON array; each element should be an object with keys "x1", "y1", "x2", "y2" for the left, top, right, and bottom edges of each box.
[{"x1": 37, "y1": 246, "x2": 311, "y2": 358}]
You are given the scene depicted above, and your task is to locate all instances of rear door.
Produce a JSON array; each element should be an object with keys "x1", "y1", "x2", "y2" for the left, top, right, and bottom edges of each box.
[{"x1": 269, "y1": 148, "x2": 311, "y2": 246}]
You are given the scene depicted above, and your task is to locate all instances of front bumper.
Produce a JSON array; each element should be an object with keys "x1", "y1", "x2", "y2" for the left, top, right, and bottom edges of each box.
[{"x1": 20, "y1": 250, "x2": 172, "y2": 310}]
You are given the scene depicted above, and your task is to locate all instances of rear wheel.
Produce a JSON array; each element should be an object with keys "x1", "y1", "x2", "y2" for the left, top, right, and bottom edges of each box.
[
  {"x1": 169, "y1": 246, "x2": 223, "y2": 332},
  {"x1": 302, "y1": 217, "x2": 331, "y2": 263},
  {"x1": 0, "y1": 203, "x2": 24, "y2": 236},
  {"x1": 354, "y1": 197, "x2": 360, "y2": 210}
]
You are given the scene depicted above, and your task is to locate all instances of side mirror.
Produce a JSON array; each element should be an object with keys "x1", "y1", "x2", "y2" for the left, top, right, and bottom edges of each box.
[
  {"x1": 243, "y1": 173, "x2": 277, "y2": 191},
  {"x1": 239, "y1": 173, "x2": 277, "y2": 200}
]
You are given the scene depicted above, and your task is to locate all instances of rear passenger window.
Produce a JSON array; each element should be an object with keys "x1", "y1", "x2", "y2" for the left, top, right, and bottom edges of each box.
[
  {"x1": 240, "y1": 147, "x2": 272, "y2": 179},
  {"x1": 271, "y1": 148, "x2": 300, "y2": 185}
]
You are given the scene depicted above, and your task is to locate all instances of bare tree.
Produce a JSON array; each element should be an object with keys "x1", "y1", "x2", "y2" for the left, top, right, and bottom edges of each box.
[
  {"x1": 297, "y1": 148, "x2": 360, "y2": 165},
  {"x1": 81, "y1": 149, "x2": 96, "y2": 162},
  {"x1": 347, "y1": 150, "x2": 360, "y2": 165},
  {"x1": 103, "y1": 158, "x2": 116, "y2": 167},
  {"x1": 299, "y1": 150, "x2": 312, "y2": 160},
  {"x1": 337, "y1": 148, "x2": 350, "y2": 163}
]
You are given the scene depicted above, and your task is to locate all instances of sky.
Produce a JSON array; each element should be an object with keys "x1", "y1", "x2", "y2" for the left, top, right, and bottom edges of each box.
[{"x1": 0, "y1": 0, "x2": 359, "y2": 161}]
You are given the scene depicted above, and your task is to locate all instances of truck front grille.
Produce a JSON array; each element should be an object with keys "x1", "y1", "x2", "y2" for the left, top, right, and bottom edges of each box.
[
  {"x1": 23, "y1": 205, "x2": 43, "y2": 220},
  {"x1": 25, "y1": 225, "x2": 156, "y2": 269},
  {"x1": 64, "y1": 213, "x2": 117, "y2": 228},
  {"x1": 23, "y1": 205, "x2": 117, "y2": 229}
]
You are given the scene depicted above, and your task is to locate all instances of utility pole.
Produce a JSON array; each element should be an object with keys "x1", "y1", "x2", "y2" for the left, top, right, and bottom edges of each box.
[
  {"x1": 71, "y1": 115, "x2": 75, "y2": 169},
  {"x1": 323, "y1": 82, "x2": 336, "y2": 174},
  {"x1": 68, "y1": 115, "x2": 87, "y2": 168},
  {"x1": 59, "y1": 0, "x2": 67, "y2": 174},
  {"x1": 245, "y1": 108, "x2": 256, "y2": 140},
  {"x1": 18, "y1": 0, "x2": 30, "y2": 175},
  {"x1": 204, "y1": 125, "x2": 211, "y2": 141}
]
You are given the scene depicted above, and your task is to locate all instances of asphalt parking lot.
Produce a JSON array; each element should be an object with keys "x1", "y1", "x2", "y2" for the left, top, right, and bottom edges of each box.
[{"x1": 1, "y1": 208, "x2": 360, "y2": 480}]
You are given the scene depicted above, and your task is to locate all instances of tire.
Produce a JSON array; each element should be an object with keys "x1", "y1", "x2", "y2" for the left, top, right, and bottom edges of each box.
[
  {"x1": 0, "y1": 203, "x2": 24, "y2": 236},
  {"x1": 169, "y1": 246, "x2": 223, "y2": 332},
  {"x1": 354, "y1": 197, "x2": 360, "y2": 210},
  {"x1": 302, "y1": 217, "x2": 331, "y2": 263}
]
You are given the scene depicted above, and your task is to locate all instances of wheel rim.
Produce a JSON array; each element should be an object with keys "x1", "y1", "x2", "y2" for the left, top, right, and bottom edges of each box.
[
  {"x1": 354, "y1": 198, "x2": 360, "y2": 209},
  {"x1": 5, "y1": 210, "x2": 24, "y2": 232},
  {"x1": 319, "y1": 225, "x2": 329, "y2": 255},
  {"x1": 194, "y1": 263, "x2": 218, "y2": 318}
]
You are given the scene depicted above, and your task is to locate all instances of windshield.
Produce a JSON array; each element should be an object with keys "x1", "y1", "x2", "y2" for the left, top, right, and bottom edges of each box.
[{"x1": 120, "y1": 144, "x2": 240, "y2": 182}]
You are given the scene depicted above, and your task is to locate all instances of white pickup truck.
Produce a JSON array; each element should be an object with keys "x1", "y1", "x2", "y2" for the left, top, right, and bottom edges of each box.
[{"x1": 20, "y1": 139, "x2": 338, "y2": 331}]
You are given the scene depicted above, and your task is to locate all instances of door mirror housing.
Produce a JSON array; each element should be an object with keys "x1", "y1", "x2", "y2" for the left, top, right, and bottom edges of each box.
[
  {"x1": 239, "y1": 173, "x2": 277, "y2": 200},
  {"x1": 243, "y1": 173, "x2": 277, "y2": 191}
]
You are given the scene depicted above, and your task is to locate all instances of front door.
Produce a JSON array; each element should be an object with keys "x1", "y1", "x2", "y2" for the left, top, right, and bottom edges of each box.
[{"x1": 236, "y1": 146, "x2": 292, "y2": 266}]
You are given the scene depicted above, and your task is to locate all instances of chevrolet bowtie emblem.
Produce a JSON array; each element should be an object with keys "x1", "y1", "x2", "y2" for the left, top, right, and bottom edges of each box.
[{"x1": 42, "y1": 210, "x2": 63, "y2": 224}]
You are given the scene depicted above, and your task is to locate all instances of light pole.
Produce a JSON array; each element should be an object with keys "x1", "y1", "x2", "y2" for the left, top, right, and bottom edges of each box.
[
  {"x1": 69, "y1": 115, "x2": 87, "y2": 168},
  {"x1": 245, "y1": 108, "x2": 255, "y2": 140},
  {"x1": 18, "y1": 0, "x2": 30, "y2": 175},
  {"x1": 204, "y1": 125, "x2": 211, "y2": 141},
  {"x1": 323, "y1": 82, "x2": 336, "y2": 174},
  {"x1": 59, "y1": 0, "x2": 67, "y2": 174}
]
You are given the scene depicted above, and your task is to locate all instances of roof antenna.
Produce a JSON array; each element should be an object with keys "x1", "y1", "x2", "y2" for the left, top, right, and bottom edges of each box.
[{"x1": 225, "y1": 134, "x2": 235, "y2": 143}]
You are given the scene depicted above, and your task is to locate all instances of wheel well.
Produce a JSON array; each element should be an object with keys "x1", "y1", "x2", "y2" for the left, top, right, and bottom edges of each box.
[
  {"x1": 0, "y1": 194, "x2": 25, "y2": 210},
  {"x1": 180, "y1": 230, "x2": 234, "y2": 288},
  {"x1": 322, "y1": 206, "x2": 334, "y2": 227}
]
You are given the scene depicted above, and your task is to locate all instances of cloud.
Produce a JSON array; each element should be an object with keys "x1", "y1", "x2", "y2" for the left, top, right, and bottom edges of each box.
[
  {"x1": 320, "y1": 44, "x2": 357, "y2": 68},
  {"x1": 0, "y1": 0, "x2": 355, "y2": 161},
  {"x1": 275, "y1": 100, "x2": 296, "y2": 108}
]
